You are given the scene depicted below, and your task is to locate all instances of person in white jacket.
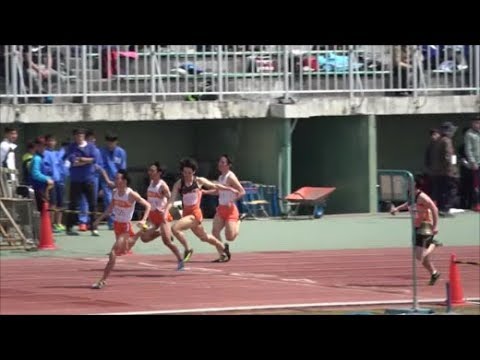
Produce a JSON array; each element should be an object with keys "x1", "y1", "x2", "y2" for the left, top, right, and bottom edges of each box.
[{"x1": 0, "y1": 127, "x2": 19, "y2": 183}]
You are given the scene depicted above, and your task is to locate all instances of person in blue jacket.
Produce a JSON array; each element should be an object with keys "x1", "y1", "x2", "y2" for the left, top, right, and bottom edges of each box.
[
  {"x1": 63, "y1": 128, "x2": 98, "y2": 236},
  {"x1": 44, "y1": 134, "x2": 64, "y2": 232},
  {"x1": 78, "y1": 130, "x2": 103, "y2": 231},
  {"x1": 100, "y1": 132, "x2": 127, "y2": 230},
  {"x1": 30, "y1": 136, "x2": 54, "y2": 212}
]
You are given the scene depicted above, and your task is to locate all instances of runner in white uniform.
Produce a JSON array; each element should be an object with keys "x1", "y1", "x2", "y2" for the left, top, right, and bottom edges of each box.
[
  {"x1": 91, "y1": 169, "x2": 151, "y2": 289},
  {"x1": 166, "y1": 157, "x2": 238, "y2": 262},
  {"x1": 203, "y1": 155, "x2": 246, "y2": 247},
  {"x1": 135, "y1": 162, "x2": 191, "y2": 269}
]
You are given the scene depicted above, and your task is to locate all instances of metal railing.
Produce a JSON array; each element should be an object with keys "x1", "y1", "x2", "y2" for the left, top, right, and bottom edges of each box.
[{"x1": 1, "y1": 45, "x2": 479, "y2": 104}]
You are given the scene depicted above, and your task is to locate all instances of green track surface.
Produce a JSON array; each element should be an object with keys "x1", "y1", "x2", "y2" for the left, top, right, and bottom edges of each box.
[{"x1": 1, "y1": 212, "x2": 478, "y2": 260}]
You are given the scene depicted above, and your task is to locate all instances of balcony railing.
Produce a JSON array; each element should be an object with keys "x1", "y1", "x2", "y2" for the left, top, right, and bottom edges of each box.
[{"x1": 1, "y1": 45, "x2": 478, "y2": 104}]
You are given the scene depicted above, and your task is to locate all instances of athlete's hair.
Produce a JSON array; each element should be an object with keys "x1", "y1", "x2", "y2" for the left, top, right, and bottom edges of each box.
[
  {"x1": 414, "y1": 174, "x2": 425, "y2": 190},
  {"x1": 179, "y1": 157, "x2": 198, "y2": 172},
  {"x1": 150, "y1": 161, "x2": 166, "y2": 177},
  {"x1": 117, "y1": 169, "x2": 131, "y2": 185},
  {"x1": 219, "y1": 154, "x2": 233, "y2": 167}
]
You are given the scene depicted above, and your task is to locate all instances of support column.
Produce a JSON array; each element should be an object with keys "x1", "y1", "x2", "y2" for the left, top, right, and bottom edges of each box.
[
  {"x1": 368, "y1": 114, "x2": 378, "y2": 213},
  {"x1": 279, "y1": 118, "x2": 297, "y2": 204}
]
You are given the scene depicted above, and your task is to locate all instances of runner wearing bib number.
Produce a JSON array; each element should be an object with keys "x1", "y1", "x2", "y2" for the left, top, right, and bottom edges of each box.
[
  {"x1": 91, "y1": 169, "x2": 151, "y2": 289},
  {"x1": 166, "y1": 158, "x2": 238, "y2": 263},
  {"x1": 390, "y1": 175, "x2": 442, "y2": 286},
  {"x1": 137, "y1": 162, "x2": 192, "y2": 266},
  {"x1": 202, "y1": 155, "x2": 246, "y2": 247}
]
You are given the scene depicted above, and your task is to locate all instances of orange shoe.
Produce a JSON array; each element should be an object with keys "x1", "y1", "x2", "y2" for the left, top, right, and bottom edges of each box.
[{"x1": 78, "y1": 224, "x2": 88, "y2": 231}]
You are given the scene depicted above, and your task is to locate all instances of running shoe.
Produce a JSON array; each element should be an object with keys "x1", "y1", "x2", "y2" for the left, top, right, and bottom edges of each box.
[{"x1": 183, "y1": 248, "x2": 194, "y2": 262}]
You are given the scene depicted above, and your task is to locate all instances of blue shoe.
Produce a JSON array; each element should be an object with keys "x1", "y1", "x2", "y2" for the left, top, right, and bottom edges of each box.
[{"x1": 177, "y1": 260, "x2": 185, "y2": 271}]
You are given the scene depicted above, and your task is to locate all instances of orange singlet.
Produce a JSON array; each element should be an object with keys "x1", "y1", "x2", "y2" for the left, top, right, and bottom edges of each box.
[
  {"x1": 413, "y1": 190, "x2": 433, "y2": 228},
  {"x1": 180, "y1": 177, "x2": 203, "y2": 223},
  {"x1": 216, "y1": 171, "x2": 239, "y2": 222},
  {"x1": 147, "y1": 179, "x2": 173, "y2": 226}
]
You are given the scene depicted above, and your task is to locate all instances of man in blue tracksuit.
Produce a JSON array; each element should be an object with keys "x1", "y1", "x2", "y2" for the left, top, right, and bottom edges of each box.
[
  {"x1": 78, "y1": 130, "x2": 103, "y2": 231},
  {"x1": 63, "y1": 128, "x2": 98, "y2": 236},
  {"x1": 30, "y1": 137, "x2": 54, "y2": 212},
  {"x1": 100, "y1": 132, "x2": 127, "y2": 229},
  {"x1": 57, "y1": 140, "x2": 71, "y2": 185}
]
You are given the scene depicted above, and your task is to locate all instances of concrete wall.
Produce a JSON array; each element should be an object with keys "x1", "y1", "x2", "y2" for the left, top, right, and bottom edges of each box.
[
  {"x1": 4, "y1": 111, "x2": 477, "y2": 214},
  {"x1": 193, "y1": 118, "x2": 283, "y2": 185},
  {"x1": 2, "y1": 118, "x2": 284, "y2": 191},
  {"x1": 377, "y1": 113, "x2": 477, "y2": 174},
  {"x1": 2, "y1": 96, "x2": 478, "y2": 124},
  {"x1": 18, "y1": 121, "x2": 195, "y2": 169},
  {"x1": 292, "y1": 116, "x2": 373, "y2": 214}
]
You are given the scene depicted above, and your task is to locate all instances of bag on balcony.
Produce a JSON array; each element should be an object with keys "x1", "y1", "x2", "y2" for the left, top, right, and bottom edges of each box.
[
  {"x1": 318, "y1": 52, "x2": 362, "y2": 73},
  {"x1": 247, "y1": 55, "x2": 276, "y2": 73}
]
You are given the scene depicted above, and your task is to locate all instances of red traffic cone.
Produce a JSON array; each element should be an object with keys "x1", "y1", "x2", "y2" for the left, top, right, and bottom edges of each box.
[
  {"x1": 39, "y1": 201, "x2": 56, "y2": 250},
  {"x1": 449, "y1": 254, "x2": 465, "y2": 305}
]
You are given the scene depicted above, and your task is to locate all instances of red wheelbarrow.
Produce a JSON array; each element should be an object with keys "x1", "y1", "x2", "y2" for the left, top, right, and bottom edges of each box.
[{"x1": 283, "y1": 187, "x2": 336, "y2": 219}]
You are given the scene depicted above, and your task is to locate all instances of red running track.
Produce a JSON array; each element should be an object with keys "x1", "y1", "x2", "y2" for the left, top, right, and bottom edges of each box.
[{"x1": 1, "y1": 246, "x2": 479, "y2": 314}]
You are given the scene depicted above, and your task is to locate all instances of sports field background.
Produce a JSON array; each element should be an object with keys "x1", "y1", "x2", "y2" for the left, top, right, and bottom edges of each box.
[{"x1": 2, "y1": 211, "x2": 478, "y2": 259}]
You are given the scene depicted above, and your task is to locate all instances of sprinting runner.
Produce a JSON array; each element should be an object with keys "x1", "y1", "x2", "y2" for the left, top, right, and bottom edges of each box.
[
  {"x1": 390, "y1": 176, "x2": 442, "y2": 285},
  {"x1": 166, "y1": 157, "x2": 238, "y2": 263},
  {"x1": 203, "y1": 154, "x2": 246, "y2": 245},
  {"x1": 91, "y1": 169, "x2": 151, "y2": 289},
  {"x1": 132, "y1": 162, "x2": 192, "y2": 268}
]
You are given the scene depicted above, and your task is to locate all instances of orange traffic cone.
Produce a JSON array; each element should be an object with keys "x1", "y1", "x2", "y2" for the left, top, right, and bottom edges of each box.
[
  {"x1": 39, "y1": 201, "x2": 56, "y2": 250},
  {"x1": 449, "y1": 253, "x2": 465, "y2": 305}
]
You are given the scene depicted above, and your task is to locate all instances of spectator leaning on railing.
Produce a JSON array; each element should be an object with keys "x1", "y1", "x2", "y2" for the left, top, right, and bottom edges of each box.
[{"x1": 22, "y1": 45, "x2": 64, "y2": 103}]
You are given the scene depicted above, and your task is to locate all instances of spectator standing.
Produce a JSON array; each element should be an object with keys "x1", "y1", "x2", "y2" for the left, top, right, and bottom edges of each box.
[
  {"x1": 464, "y1": 116, "x2": 480, "y2": 211},
  {"x1": 0, "y1": 126, "x2": 19, "y2": 182},
  {"x1": 430, "y1": 121, "x2": 459, "y2": 217},
  {"x1": 63, "y1": 128, "x2": 99, "y2": 236},
  {"x1": 100, "y1": 132, "x2": 127, "y2": 230}
]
